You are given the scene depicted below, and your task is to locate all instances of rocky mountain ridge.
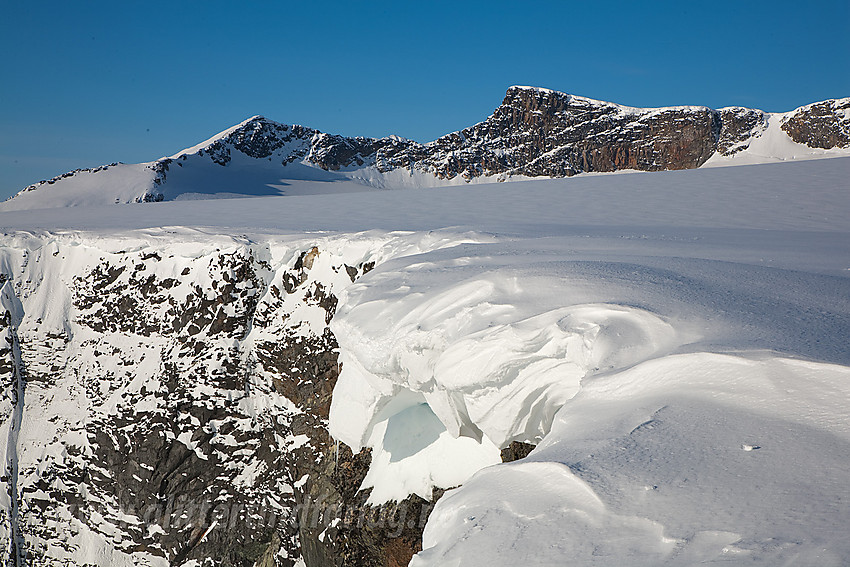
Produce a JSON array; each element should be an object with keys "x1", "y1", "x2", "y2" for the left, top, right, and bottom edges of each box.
[{"x1": 4, "y1": 87, "x2": 848, "y2": 210}]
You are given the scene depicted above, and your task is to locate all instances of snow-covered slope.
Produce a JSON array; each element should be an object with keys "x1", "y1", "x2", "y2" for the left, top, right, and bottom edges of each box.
[
  {"x1": 0, "y1": 162, "x2": 164, "y2": 209},
  {"x1": 0, "y1": 118, "x2": 392, "y2": 211},
  {"x1": 2, "y1": 89, "x2": 848, "y2": 211},
  {"x1": 1, "y1": 157, "x2": 849, "y2": 565}
]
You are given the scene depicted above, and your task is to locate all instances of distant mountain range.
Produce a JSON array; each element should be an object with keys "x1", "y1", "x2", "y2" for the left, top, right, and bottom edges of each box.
[{"x1": 3, "y1": 86, "x2": 849, "y2": 211}]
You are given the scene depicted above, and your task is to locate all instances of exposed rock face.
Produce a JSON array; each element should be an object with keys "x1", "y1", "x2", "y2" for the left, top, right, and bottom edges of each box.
[
  {"x1": 781, "y1": 98, "x2": 850, "y2": 149},
  {"x1": 297, "y1": 443, "x2": 445, "y2": 567},
  {"x1": 0, "y1": 233, "x2": 443, "y2": 566},
  {"x1": 391, "y1": 87, "x2": 722, "y2": 179},
  {"x1": 0, "y1": 245, "x2": 295, "y2": 566},
  {"x1": 717, "y1": 107, "x2": 767, "y2": 155}
]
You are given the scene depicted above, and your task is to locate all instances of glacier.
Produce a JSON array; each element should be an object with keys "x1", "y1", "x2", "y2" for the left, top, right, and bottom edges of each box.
[{"x1": 0, "y1": 156, "x2": 848, "y2": 565}]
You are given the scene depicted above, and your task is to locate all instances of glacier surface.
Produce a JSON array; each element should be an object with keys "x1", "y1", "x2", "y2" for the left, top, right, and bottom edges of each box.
[{"x1": 0, "y1": 157, "x2": 848, "y2": 565}]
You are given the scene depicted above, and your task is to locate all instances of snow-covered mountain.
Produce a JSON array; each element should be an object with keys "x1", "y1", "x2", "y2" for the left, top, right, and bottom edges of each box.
[{"x1": 3, "y1": 88, "x2": 849, "y2": 211}]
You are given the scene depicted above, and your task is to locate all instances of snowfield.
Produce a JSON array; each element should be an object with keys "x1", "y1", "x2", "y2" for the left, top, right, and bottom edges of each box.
[{"x1": 1, "y1": 157, "x2": 849, "y2": 565}]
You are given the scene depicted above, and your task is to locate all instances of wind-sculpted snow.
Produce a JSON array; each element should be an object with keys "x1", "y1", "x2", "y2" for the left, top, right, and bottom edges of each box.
[
  {"x1": 321, "y1": 179, "x2": 850, "y2": 563},
  {"x1": 414, "y1": 461, "x2": 680, "y2": 567},
  {"x1": 412, "y1": 354, "x2": 850, "y2": 566},
  {"x1": 329, "y1": 260, "x2": 682, "y2": 503}
]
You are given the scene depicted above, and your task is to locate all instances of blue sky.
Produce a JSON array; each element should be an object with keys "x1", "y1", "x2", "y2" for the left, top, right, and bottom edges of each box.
[{"x1": 1, "y1": 0, "x2": 848, "y2": 200}]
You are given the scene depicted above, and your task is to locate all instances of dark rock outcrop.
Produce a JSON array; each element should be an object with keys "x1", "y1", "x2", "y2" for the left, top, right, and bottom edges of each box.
[
  {"x1": 717, "y1": 107, "x2": 767, "y2": 155},
  {"x1": 781, "y1": 98, "x2": 850, "y2": 149},
  {"x1": 296, "y1": 442, "x2": 446, "y2": 567},
  {"x1": 398, "y1": 87, "x2": 723, "y2": 178},
  {"x1": 500, "y1": 441, "x2": 537, "y2": 463}
]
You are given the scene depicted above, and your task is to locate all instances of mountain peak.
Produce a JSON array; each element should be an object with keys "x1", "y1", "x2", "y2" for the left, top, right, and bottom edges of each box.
[{"x1": 167, "y1": 115, "x2": 297, "y2": 160}]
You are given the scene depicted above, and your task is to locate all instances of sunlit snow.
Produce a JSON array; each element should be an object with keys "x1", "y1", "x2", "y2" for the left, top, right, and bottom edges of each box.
[{"x1": 1, "y1": 157, "x2": 848, "y2": 565}]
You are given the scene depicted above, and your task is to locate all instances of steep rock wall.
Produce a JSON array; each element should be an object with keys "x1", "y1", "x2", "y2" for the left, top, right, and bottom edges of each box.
[{"x1": 0, "y1": 232, "x2": 465, "y2": 566}]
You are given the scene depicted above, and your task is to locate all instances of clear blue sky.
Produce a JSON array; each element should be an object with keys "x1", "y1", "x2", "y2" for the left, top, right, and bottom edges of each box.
[{"x1": 2, "y1": 0, "x2": 848, "y2": 200}]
